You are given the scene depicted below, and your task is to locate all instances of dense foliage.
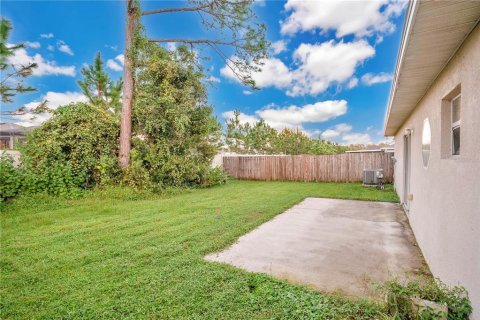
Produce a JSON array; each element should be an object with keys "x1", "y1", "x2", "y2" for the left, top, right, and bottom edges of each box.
[
  {"x1": 1, "y1": 103, "x2": 119, "y2": 200},
  {"x1": 0, "y1": 153, "x2": 84, "y2": 200},
  {"x1": 126, "y1": 43, "x2": 223, "y2": 189},
  {"x1": 22, "y1": 103, "x2": 120, "y2": 187},
  {"x1": 1, "y1": 43, "x2": 225, "y2": 201},
  {"x1": 0, "y1": 155, "x2": 23, "y2": 199},
  {"x1": 3, "y1": 103, "x2": 119, "y2": 200},
  {"x1": 225, "y1": 110, "x2": 347, "y2": 155}
]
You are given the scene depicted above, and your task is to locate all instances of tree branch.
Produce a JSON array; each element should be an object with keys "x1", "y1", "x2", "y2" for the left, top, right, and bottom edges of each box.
[
  {"x1": 148, "y1": 38, "x2": 247, "y2": 49},
  {"x1": 141, "y1": 3, "x2": 212, "y2": 16},
  {"x1": 208, "y1": 43, "x2": 250, "y2": 85},
  {"x1": 1, "y1": 64, "x2": 31, "y2": 85}
]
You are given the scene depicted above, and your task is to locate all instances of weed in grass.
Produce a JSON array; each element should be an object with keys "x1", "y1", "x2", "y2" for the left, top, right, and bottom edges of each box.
[{"x1": 384, "y1": 279, "x2": 472, "y2": 320}]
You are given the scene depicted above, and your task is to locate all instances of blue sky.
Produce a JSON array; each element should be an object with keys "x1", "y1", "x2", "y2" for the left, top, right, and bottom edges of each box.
[{"x1": 2, "y1": 0, "x2": 406, "y2": 145}]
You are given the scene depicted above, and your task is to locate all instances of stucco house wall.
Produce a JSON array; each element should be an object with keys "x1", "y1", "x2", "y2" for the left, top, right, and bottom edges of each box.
[{"x1": 393, "y1": 24, "x2": 480, "y2": 319}]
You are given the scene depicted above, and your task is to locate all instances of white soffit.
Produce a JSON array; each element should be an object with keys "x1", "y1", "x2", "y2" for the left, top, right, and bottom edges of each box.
[{"x1": 384, "y1": 0, "x2": 480, "y2": 136}]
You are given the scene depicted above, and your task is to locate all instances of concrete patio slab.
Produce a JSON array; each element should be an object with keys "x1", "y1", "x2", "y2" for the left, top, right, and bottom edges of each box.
[{"x1": 205, "y1": 198, "x2": 427, "y2": 298}]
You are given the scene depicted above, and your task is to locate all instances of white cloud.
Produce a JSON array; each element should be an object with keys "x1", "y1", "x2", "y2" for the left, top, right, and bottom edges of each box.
[
  {"x1": 281, "y1": 0, "x2": 406, "y2": 38},
  {"x1": 320, "y1": 122, "x2": 373, "y2": 145},
  {"x1": 341, "y1": 133, "x2": 373, "y2": 145},
  {"x1": 346, "y1": 77, "x2": 358, "y2": 89},
  {"x1": 288, "y1": 40, "x2": 375, "y2": 96},
  {"x1": 24, "y1": 91, "x2": 87, "y2": 110},
  {"x1": 223, "y1": 100, "x2": 347, "y2": 132},
  {"x1": 14, "y1": 91, "x2": 87, "y2": 127},
  {"x1": 166, "y1": 43, "x2": 177, "y2": 51},
  {"x1": 57, "y1": 41, "x2": 74, "y2": 56},
  {"x1": 47, "y1": 45, "x2": 54, "y2": 51},
  {"x1": 256, "y1": 100, "x2": 347, "y2": 130},
  {"x1": 40, "y1": 33, "x2": 54, "y2": 39},
  {"x1": 253, "y1": 58, "x2": 292, "y2": 88},
  {"x1": 221, "y1": 40, "x2": 375, "y2": 96},
  {"x1": 7, "y1": 47, "x2": 75, "y2": 76},
  {"x1": 361, "y1": 72, "x2": 392, "y2": 85},
  {"x1": 320, "y1": 122, "x2": 352, "y2": 139},
  {"x1": 107, "y1": 59, "x2": 123, "y2": 72},
  {"x1": 243, "y1": 90, "x2": 253, "y2": 95},
  {"x1": 321, "y1": 129, "x2": 341, "y2": 139},
  {"x1": 115, "y1": 54, "x2": 124, "y2": 65},
  {"x1": 24, "y1": 41, "x2": 40, "y2": 49},
  {"x1": 304, "y1": 129, "x2": 322, "y2": 138},
  {"x1": 222, "y1": 111, "x2": 259, "y2": 126},
  {"x1": 205, "y1": 75, "x2": 220, "y2": 83},
  {"x1": 335, "y1": 123, "x2": 352, "y2": 132},
  {"x1": 106, "y1": 45, "x2": 118, "y2": 51},
  {"x1": 271, "y1": 40, "x2": 287, "y2": 54},
  {"x1": 375, "y1": 35, "x2": 385, "y2": 45},
  {"x1": 221, "y1": 57, "x2": 292, "y2": 90}
]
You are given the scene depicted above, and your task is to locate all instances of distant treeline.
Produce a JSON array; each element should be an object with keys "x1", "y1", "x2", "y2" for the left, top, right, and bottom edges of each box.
[{"x1": 224, "y1": 110, "x2": 391, "y2": 155}]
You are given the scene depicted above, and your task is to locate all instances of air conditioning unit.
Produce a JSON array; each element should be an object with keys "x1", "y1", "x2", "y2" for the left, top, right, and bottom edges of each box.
[{"x1": 363, "y1": 169, "x2": 384, "y2": 186}]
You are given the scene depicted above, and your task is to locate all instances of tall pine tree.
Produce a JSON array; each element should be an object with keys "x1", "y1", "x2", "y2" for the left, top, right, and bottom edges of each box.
[{"x1": 77, "y1": 52, "x2": 123, "y2": 112}]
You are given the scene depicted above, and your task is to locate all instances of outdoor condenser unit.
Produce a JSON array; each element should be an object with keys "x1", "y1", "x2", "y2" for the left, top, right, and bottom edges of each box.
[{"x1": 363, "y1": 169, "x2": 384, "y2": 186}]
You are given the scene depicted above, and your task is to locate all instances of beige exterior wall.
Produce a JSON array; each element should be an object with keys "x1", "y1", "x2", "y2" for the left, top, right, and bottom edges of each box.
[{"x1": 393, "y1": 25, "x2": 480, "y2": 319}]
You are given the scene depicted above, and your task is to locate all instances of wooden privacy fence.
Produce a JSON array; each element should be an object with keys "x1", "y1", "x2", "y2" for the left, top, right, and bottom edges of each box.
[{"x1": 223, "y1": 153, "x2": 394, "y2": 183}]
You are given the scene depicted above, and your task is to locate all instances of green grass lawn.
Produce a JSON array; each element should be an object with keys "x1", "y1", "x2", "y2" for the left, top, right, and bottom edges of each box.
[{"x1": 1, "y1": 180, "x2": 398, "y2": 319}]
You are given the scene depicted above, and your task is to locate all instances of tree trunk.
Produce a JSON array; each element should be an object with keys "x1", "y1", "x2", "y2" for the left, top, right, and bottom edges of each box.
[{"x1": 119, "y1": 0, "x2": 136, "y2": 168}]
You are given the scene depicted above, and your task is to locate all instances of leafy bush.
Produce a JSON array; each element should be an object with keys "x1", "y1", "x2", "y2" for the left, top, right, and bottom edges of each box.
[
  {"x1": 199, "y1": 167, "x2": 228, "y2": 187},
  {"x1": 24, "y1": 162, "x2": 83, "y2": 197},
  {"x1": 0, "y1": 103, "x2": 120, "y2": 201},
  {"x1": 0, "y1": 154, "x2": 82, "y2": 200},
  {"x1": 122, "y1": 150, "x2": 153, "y2": 191},
  {"x1": 126, "y1": 43, "x2": 221, "y2": 189},
  {"x1": 21, "y1": 102, "x2": 120, "y2": 188},
  {"x1": 0, "y1": 155, "x2": 22, "y2": 200},
  {"x1": 385, "y1": 279, "x2": 472, "y2": 320}
]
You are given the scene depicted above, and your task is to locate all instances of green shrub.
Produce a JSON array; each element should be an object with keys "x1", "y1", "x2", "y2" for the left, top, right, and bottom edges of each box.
[
  {"x1": 123, "y1": 43, "x2": 222, "y2": 189},
  {"x1": 30, "y1": 162, "x2": 83, "y2": 197},
  {"x1": 0, "y1": 154, "x2": 83, "y2": 201},
  {"x1": 122, "y1": 152, "x2": 153, "y2": 191},
  {"x1": 0, "y1": 103, "x2": 119, "y2": 201},
  {"x1": 385, "y1": 279, "x2": 472, "y2": 319},
  {"x1": 96, "y1": 155, "x2": 121, "y2": 186},
  {"x1": 21, "y1": 102, "x2": 120, "y2": 188},
  {"x1": 199, "y1": 167, "x2": 228, "y2": 187},
  {"x1": 0, "y1": 155, "x2": 22, "y2": 200}
]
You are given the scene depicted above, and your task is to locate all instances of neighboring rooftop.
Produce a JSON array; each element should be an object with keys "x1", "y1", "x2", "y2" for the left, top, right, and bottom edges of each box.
[
  {"x1": 0, "y1": 122, "x2": 28, "y2": 133},
  {"x1": 384, "y1": 0, "x2": 480, "y2": 136}
]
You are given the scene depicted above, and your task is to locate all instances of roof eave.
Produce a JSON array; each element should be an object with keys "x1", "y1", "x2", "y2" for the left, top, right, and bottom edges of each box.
[{"x1": 384, "y1": 0, "x2": 418, "y2": 137}]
